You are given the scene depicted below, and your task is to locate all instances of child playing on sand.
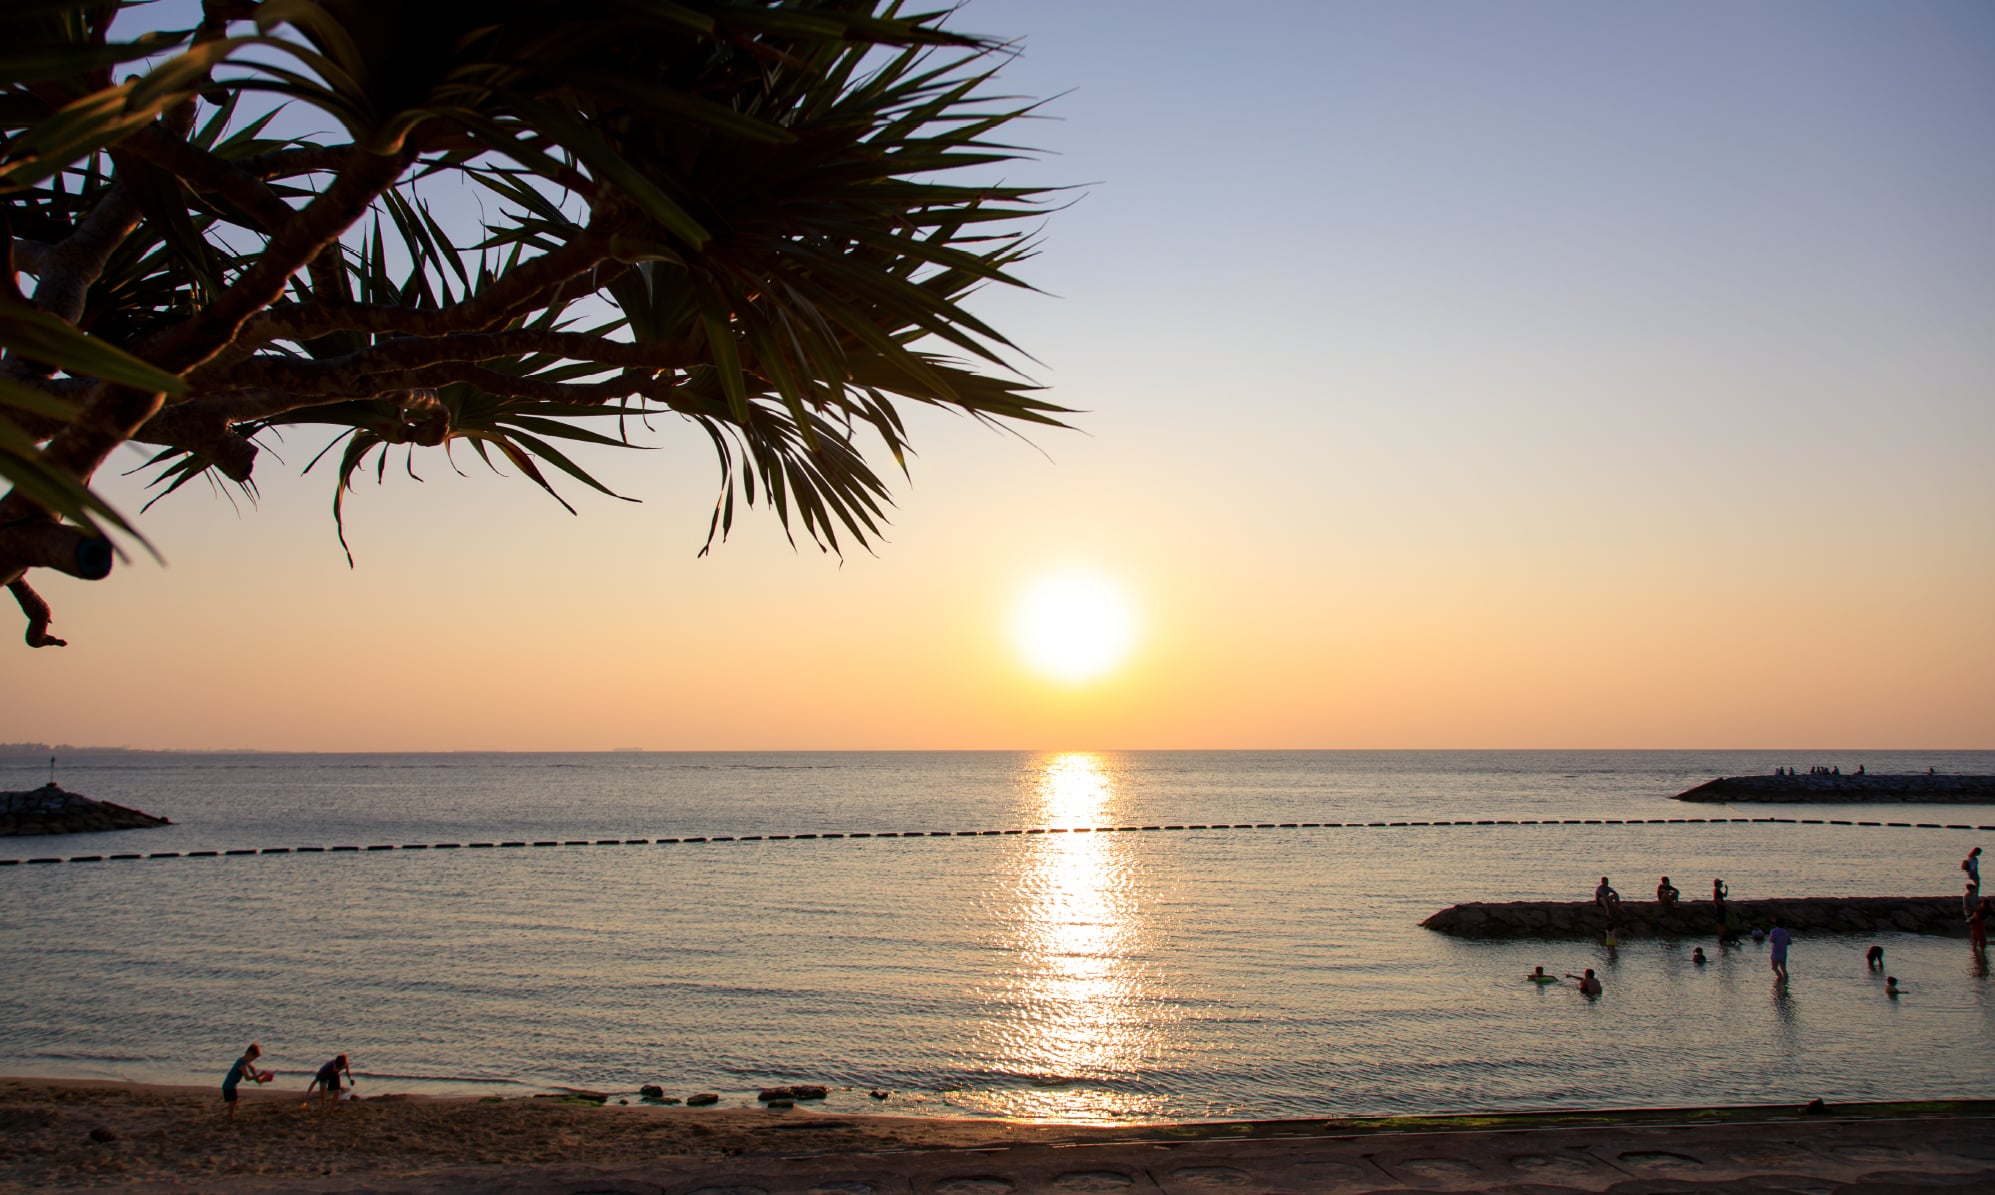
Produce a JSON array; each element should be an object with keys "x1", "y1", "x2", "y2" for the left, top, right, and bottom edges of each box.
[
  {"x1": 222, "y1": 1043, "x2": 271, "y2": 1120},
  {"x1": 306, "y1": 1054, "x2": 354, "y2": 1111}
]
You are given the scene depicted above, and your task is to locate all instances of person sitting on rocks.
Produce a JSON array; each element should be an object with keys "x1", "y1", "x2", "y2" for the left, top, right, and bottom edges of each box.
[
  {"x1": 1867, "y1": 945, "x2": 1885, "y2": 971},
  {"x1": 1566, "y1": 968, "x2": 1603, "y2": 997},
  {"x1": 1965, "y1": 882, "x2": 1981, "y2": 920},
  {"x1": 1656, "y1": 876, "x2": 1680, "y2": 907},
  {"x1": 1594, "y1": 877, "x2": 1620, "y2": 912}
]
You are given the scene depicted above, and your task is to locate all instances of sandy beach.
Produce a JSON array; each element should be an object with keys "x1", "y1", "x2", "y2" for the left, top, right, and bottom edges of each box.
[{"x1": 6, "y1": 1077, "x2": 1993, "y2": 1194}]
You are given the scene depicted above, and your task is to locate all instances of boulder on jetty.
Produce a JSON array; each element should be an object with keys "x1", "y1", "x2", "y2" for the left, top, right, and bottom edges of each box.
[
  {"x1": 1677, "y1": 774, "x2": 1995, "y2": 803},
  {"x1": 0, "y1": 783, "x2": 170, "y2": 836},
  {"x1": 1422, "y1": 897, "x2": 1969, "y2": 940}
]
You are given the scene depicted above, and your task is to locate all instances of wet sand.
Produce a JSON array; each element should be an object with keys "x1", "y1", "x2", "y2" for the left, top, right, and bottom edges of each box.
[{"x1": 4, "y1": 1076, "x2": 1991, "y2": 1193}]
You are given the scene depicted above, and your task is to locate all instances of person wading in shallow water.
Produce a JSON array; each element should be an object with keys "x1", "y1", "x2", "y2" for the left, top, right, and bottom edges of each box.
[
  {"x1": 1768, "y1": 919, "x2": 1792, "y2": 981},
  {"x1": 1566, "y1": 968, "x2": 1603, "y2": 998}
]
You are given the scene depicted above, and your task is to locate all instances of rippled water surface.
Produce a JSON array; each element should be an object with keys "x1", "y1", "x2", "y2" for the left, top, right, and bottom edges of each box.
[{"x1": 2, "y1": 749, "x2": 1991, "y2": 1121}]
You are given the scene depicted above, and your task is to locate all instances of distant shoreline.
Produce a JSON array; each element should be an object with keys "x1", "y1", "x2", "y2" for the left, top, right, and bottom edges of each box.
[{"x1": 8, "y1": 746, "x2": 1994, "y2": 757}]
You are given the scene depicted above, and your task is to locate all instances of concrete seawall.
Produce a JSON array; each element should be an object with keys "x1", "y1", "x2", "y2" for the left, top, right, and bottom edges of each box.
[
  {"x1": 1421, "y1": 897, "x2": 1971, "y2": 940},
  {"x1": 1677, "y1": 774, "x2": 1995, "y2": 803}
]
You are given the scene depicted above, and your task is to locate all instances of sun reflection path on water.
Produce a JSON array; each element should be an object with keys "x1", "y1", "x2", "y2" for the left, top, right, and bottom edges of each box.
[{"x1": 964, "y1": 753, "x2": 1175, "y2": 1122}]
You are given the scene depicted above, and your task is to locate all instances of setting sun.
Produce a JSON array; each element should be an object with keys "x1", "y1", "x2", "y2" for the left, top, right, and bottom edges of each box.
[{"x1": 1012, "y1": 573, "x2": 1137, "y2": 684}]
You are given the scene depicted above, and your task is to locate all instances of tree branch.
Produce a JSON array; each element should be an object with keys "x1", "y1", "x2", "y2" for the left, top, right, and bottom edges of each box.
[
  {"x1": 9, "y1": 578, "x2": 65, "y2": 647},
  {"x1": 117, "y1": 124, "x2": 299, "y2": 236},
  {"x1": 0, "y1": 148, "x2": 413, "y2": 585},
  {"x1": 191, "y1": 328, "x2": 702, "y2": 393},
  {"x1": 29, "y1": 184, "x2": 143, "y2": 325},
  {"x1": 140, "y1": 149, "x2": 411, "y2": 375},
  {"x1": 9, "y1": 238, "x2": 53, "y2": 276},
  {"x1": 0, "y1": 524, "x2": 112, "y2": 582},
  {"x1": 237, "y1": 233, "x2": 612, "y2": 344}
]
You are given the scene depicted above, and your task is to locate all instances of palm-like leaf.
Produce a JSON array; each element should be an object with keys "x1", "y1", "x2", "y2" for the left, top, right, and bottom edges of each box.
[{"x1": 0, "y1": 0, "x2": 1066, "y2": 643}]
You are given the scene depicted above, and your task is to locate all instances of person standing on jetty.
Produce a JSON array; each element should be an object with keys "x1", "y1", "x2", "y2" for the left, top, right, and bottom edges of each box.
[
  {"x1": 1714, "y1": 879, "x2": 1741, "y2": 942},
  {"x1": 222, "y1": 1043, "x2": 271, "y2": 1121},
  {"x1": 1966, "y1": 847, "x2": 1982, "y2": 889},
  {"x1": 1768, "y1": 919, "x2": 1791, "y2": 981}
]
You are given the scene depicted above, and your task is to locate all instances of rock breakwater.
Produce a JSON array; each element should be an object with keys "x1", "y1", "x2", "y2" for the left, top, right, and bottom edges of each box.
[
  {"x1": 1422, "y1": 897, "x2": 1969, "y2": 940},
  {"x1": 1677, "y1": 774, "x2": 1995, "y2": 803},
  {"x1": 0, "y1": 784, "x2": 170, "y2": 836}
]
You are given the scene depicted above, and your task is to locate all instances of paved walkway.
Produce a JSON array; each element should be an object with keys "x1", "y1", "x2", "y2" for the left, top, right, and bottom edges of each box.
[{"x1": 100, "y1": 1112, "x2": 1995, "y2": 1193}]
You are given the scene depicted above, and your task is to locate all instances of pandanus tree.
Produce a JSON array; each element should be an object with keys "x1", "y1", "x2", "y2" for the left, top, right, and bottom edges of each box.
[{"x1": 0, "y1": 0, "x2": 1063, "y2": 646}]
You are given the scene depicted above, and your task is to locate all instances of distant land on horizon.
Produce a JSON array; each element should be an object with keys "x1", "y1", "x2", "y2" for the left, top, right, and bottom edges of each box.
[{"x1": 4, "y1": 744, "x2": 1991, "y2": 758}]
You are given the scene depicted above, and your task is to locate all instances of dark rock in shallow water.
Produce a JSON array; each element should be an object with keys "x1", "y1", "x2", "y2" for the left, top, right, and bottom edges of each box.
[
  {"x1": 1422, "y1": 897, "x2": 1969, "y2": 940},
  {"x1": 1677, "y1": 773, "x2": 1995, "y2": 803},
  {"x1": 639, "y1": 1084, "x2": 664, "y2": 1099},
  {"x1": 0, "y1": 784, "x2": 170, "y2": 836},
  {"x1": 685, "y1": 1093, "x2": 719, "y2": 1106},
  {"x1": 758, "y1": 1085, "x2": 827, "y2": 1101}
]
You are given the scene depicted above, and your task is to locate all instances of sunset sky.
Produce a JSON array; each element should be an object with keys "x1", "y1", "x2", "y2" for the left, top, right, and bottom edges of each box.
[{"x1": 6, "y1": 0, "x2": 1992, "y2": 751}]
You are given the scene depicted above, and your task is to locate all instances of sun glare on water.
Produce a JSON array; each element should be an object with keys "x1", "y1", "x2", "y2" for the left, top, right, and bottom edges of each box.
[{"x1": 1013, "y1": 573, "x2": 1137, "y2": 684}]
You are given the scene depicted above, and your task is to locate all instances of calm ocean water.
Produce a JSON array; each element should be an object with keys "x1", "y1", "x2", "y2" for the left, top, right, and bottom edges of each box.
[{"x1": 2, "y1": 749, "x2": 1991, "y2": 1122}]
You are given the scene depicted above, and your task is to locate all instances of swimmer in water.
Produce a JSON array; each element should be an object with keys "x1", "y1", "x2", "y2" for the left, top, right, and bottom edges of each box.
[
  {"x1": 1885, "y1": 976, "x2": 1902, "y2": 997},
  {"x1": 1692, "y1": 947, "x2": 1708, "y2": 965},
  {"x1": 1528, "y1": 965, "x2": 1558, "y2": 983},
  {"x1": 1565, "y1": 968, "x2": 1603, "y2": 997}
]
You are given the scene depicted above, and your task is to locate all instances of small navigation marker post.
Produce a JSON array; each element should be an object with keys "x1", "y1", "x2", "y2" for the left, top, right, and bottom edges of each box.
[{"x1": 49, "y1": 755, "x2": 56, "y2": 786}]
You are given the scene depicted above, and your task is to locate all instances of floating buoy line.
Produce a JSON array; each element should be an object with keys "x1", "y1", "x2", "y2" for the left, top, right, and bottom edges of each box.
[{"x1": 1, "y1": 815, "x2": 1989, "y2": 868}]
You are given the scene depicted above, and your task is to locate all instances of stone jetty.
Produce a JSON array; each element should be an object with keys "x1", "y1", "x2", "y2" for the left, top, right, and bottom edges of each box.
[
  {"x1": 1677, "y1": 773, "x2": 1995, "y2": 803},
  {"x1": 1422, "y1": 897, "x2": 1970, "y2": 940},
  {"x1": 0, "y1": 784, "x2": 170, "y2": 836}
]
